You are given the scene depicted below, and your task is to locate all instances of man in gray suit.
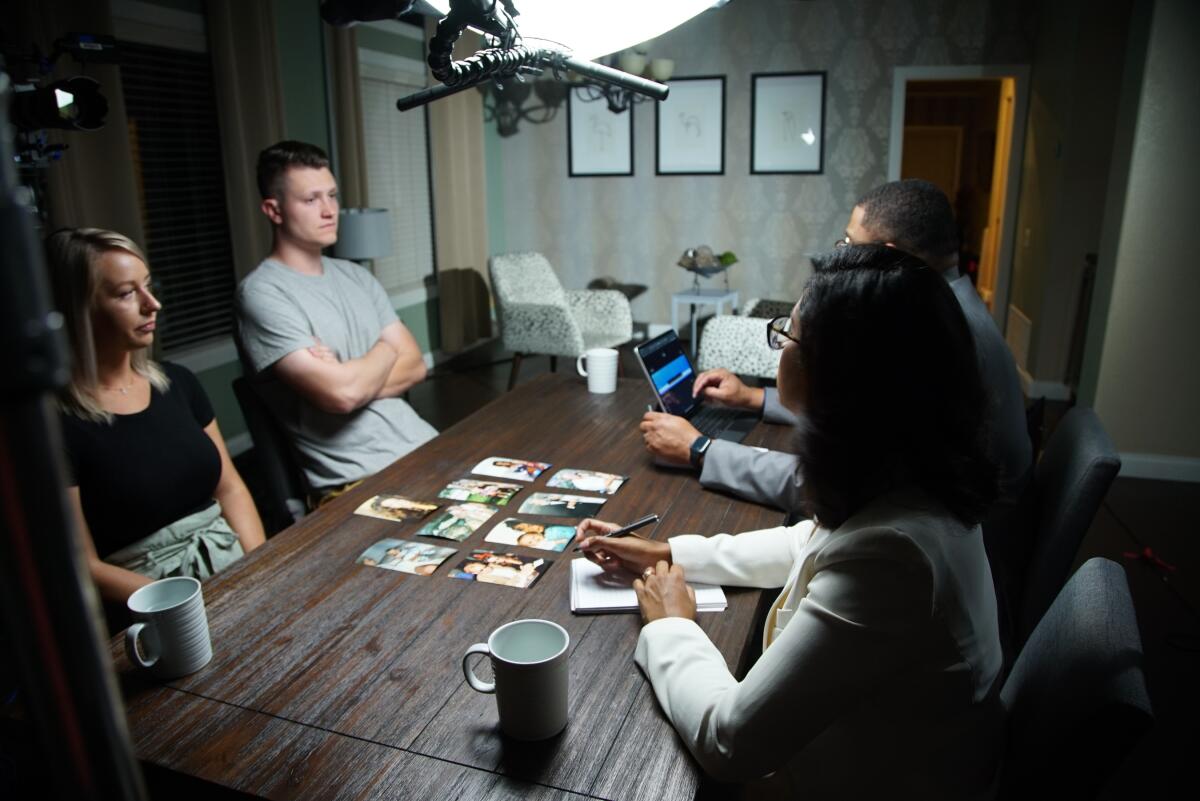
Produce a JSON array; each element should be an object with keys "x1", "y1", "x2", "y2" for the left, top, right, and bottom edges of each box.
[{"x1": 641, "y1": 179, "x2": 1032, "y2": 515}]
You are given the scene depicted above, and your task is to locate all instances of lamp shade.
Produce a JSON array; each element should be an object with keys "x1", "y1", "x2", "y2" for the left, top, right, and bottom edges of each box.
[{"x1": 332, "y1": 208, "x2": 392, "y2": 260}]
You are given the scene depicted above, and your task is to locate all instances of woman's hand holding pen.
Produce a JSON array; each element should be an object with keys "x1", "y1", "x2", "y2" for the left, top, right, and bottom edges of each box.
[
  {"x1": 577, "y1": 518, "x2": 670, "y2": 575},
  {"x1": 577, "y1": 519, "x2": 693, "y2": 623}
]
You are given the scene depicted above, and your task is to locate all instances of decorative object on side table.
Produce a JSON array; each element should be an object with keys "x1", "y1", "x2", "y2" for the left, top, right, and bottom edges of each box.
[{"x1": 677, "y1": 245, "x2": 738, "y2": 290}]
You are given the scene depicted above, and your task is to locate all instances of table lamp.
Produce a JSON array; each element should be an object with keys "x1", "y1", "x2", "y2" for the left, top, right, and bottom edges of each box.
[{"x1": 332, "y1": 208, "x2": 392, "y2": 263}]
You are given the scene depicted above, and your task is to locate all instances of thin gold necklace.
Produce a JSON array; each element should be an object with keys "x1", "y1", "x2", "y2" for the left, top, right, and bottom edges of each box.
[{"x1": 98, "y1": 377, "x2": 138, "y2": 395}]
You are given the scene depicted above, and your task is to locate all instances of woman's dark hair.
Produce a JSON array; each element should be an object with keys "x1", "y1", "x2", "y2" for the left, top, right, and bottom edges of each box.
[{"x1": 793, "y1": 244, "x2": 999, "y2": 528}]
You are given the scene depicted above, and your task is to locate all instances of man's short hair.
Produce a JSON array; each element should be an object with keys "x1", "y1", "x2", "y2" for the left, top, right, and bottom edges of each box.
[
  {"x1": 855, "y1": 179, "x2": 959, "y2": 270},
  {"x1": 256, "y1": 140, "x2": 331, "y2": 200}
]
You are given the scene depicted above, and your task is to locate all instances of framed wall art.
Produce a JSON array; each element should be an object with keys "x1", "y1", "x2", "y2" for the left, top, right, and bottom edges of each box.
[
  {"x1": 655, "y1": 75, "x2": 725, "y2": 175},
  {"x1": 567, "y1": 90, "x2": 634, "y2": 177},
  {"x1": 750, "y1": 71, "x2": 826, "y2": 174}
]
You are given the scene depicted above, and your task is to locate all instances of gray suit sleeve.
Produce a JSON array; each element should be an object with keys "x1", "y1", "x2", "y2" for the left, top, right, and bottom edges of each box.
[
  {"x1": 699, "y1": 439, "x2": 804, "y2": 512},
  {"x1": 761, "y1": 387, "x2": 799, "y2": 426}
]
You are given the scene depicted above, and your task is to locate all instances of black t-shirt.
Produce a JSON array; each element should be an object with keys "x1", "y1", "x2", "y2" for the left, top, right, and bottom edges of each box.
[{"x1": 60, "y1": 362, "x2": 222, "y2": 558}]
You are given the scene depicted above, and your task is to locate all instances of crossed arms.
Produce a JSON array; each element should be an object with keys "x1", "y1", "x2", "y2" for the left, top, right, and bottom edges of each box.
[{"x1": 273, "y1": 321, "x2": 427, "y2": 415}]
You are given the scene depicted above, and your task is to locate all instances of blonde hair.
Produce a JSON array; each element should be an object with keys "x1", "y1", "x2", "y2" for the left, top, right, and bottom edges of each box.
[{"x1": 44, "y1": 228, "x2": 169, "y2": 423}]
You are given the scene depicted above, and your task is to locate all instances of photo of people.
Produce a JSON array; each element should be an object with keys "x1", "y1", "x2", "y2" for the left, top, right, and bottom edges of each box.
[
  {"x1": 449, "y1": 549, "x2": 551, "y2": 589},
  {"x1": 517, "y1": 492, "x2": 607, "y2": 519},
  {"x1": 545, "y1": 468, "x2": 627, "y2": 496},
  {"x1": 437, "y1": 478, "x2": 522, "y2": 506},
  {"x1": 416, "y1": 503, "x2": 497, "y2": 542},
  {"x1": 354, "y1": 494, "x2": 439, "y2": 523},
  {"x1": 356, "y1": 539, "x2": 456, "y2": 576},
  {"x1": 470, "y1": 456, "x2": 551, "y2": 483},
  {"x1": 485, "y1": 518, "x2": 576, "y2": 552}
]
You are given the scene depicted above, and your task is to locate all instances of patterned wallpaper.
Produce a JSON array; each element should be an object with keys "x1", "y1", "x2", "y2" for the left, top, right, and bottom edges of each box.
[{"x1": 486, "y1": 0, "x2": 1032, "y2": 324}]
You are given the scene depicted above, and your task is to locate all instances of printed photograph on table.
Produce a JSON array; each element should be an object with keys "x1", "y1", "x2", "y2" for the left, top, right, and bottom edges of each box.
[
  {"x1": 518, "y1": 492, "x2": 606, "y2": 519},
  {"x1": 471, "y1": 456, "x2": 551, "y2": 483},
  {"x1": 485, "y1": 518, "x2": 577, "y2": 552},
  {"x1": 449, "y1": 549, "x2": 551, "y2": 589},
  {"x1": 416, "y1": 503, "x2": 497, "y2": 542},
  {"x1": 353, "y1": 494, "x2": 439, "y2": 523},
  {"x1": 545, "y1": 468, "x2": 627, "y2": 496},
  {"x1": 356, "y1": 539, "x2": 457, "y2": 576},
  {"x1": 437, "y1": 478, "x2": 522, "y2": 506}
]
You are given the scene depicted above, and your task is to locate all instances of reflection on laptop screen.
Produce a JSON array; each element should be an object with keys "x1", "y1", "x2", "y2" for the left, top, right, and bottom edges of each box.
[{"x1": 641, "y1": 333, "x2": 697, "y2": 416}]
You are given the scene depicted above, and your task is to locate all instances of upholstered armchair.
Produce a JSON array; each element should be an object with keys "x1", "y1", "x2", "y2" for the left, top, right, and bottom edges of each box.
[
  {"x1": 489, "y1": 252, "x2": 633, "y2": 389},
  {"x1": 696, "y1": 314, "x2": 782, "y2": 379}
]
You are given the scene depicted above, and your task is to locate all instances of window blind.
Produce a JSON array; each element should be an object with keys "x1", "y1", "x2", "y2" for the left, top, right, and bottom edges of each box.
[
  {"x1": 119, "y1": 40, "x2": 237, "y2": 353},
  {"x1": 359, "y1": 68, "x2": 436, "y2": 296}
]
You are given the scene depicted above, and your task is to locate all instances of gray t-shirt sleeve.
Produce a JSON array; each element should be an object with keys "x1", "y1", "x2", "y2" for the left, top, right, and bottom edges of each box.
[
  {"x1": 351, "y1": 262, "x2": 400, "y2": 332},
  {"x1": 236, "y1": 281, "x2": 315, "y2": 373}
]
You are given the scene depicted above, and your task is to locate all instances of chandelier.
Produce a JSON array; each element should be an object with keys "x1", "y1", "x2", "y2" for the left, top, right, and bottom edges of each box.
[
  {"x1": 573, "y1": 50, "x2": 675, "y2": 113},
  {"x1": 477, "y1": 76, "x2": 569, "y2": 137}
]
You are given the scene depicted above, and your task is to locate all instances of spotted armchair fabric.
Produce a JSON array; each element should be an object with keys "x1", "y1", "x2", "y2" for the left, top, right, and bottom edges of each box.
[
  {"x1": 697, "y1": 314, "x2": 781, "y2": 379},
  {"x1": 489, "y1": 251, "x2": 633, "y2": 364},
  {"x1": 742, "y1": 297, "x2": 795, "y2": 319}
]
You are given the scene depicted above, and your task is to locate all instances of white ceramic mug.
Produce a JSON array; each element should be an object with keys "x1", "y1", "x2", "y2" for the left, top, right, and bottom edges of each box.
[
  {"x1": 462, "y1": 619, "x2": 570, "y2": 741},
  {"x1": 125, "y1": 576, "x2": 212, "y2": 679},
  {"x1": 576, "y1": 348, "x2": 619, "y2": 394}
]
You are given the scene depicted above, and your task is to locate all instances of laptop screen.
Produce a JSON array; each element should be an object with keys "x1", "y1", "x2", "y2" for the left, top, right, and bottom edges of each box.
[{"x1": 636, "y1": 331, "x2": 699, "y2": 416}]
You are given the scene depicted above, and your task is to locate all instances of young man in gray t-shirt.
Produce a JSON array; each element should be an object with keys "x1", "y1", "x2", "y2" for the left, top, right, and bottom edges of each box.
[{"x1": 235, "y1": 140, "x2": 436, "y2": 500}]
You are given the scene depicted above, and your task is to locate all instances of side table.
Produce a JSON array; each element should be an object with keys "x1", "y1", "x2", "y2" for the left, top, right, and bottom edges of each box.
[{"x1": 671, "y1": 288, "x2": 740, "y2": 358}]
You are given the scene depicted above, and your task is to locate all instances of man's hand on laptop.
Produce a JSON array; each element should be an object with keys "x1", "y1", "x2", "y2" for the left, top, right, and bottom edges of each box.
[
  {"x1": 641, "y1": 412, "x2": 701, "y2": 467},
  {"x1": 693, "y1": 369, "x2": 765, "y2": 412}
]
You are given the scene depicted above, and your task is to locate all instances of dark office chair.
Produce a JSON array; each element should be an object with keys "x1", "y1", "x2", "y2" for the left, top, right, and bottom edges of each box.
[
  {"x1": 999, "y1": 557, "x2": 1153, "y2": 800},
  {"x1": 232, "y1": 376, "x2": 308, "y2": 535},
  {"x1": 1016, "y1": 406, "x2": 1121, "y2": 645}
]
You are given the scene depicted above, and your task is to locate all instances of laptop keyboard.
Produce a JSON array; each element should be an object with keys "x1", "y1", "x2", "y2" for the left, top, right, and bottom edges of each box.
[{"x1": 689, "y1": 404, "x2": 746, "y2": 438}]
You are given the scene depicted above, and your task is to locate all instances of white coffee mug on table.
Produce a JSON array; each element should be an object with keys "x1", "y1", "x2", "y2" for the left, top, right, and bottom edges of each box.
[
  {"x1": 576, "y1": 348, "x2": 619, "y2": 394},
  {"x1": 125, "y1": 576, "x2": 212, "y2": 679},
  {"x1": 462, "y1": 618, "x2": 570, "y2": 741}
]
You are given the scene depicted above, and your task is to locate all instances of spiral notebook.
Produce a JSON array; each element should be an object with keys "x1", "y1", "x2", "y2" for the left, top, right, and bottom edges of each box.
[{"x1": 569, "y1": 558, "x2": 727, "y2": 615}]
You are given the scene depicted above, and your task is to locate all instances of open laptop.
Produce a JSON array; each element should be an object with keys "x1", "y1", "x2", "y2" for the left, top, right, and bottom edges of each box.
[{"x1": 633, "y1": 329, "x2": 758, "y2": 442}]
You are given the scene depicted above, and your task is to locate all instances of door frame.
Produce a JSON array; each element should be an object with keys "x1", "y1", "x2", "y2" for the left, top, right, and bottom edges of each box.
[{"x1": 887, "y1": 65, "x2": 1031, "y2": 332}]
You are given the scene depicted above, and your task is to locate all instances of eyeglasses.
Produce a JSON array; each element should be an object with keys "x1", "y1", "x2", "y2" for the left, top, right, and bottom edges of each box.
[{"x1": 767, "y1": 316, "x2": 800, "y2": 350}]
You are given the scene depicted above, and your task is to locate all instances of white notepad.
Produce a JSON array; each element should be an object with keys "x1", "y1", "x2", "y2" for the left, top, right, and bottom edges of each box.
[{"x1": 569, "y1": 558, "x2": 727, "y2": 615}]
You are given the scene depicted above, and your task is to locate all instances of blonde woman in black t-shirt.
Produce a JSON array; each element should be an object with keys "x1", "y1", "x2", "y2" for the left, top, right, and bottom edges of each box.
[{"x1": 45, "y1": 228, "x2": 265, "y2": 606}]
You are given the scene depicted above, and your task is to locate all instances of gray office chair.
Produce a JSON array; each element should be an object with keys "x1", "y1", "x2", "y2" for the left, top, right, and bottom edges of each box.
[
  {"x1": 1000, "y1": 557, "x2": 1153, "y2": 799},
  {"x1": 232, "y1": 376, "x2": 308, "y2": 535},
  {"x1": 1016, "y1": 406, "x2": 1121, "y2": 644}
]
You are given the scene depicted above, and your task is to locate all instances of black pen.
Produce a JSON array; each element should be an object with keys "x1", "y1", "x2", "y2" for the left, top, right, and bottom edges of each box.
[{"x1": 573, "y1": 513, "x2": 660, "y2": 552}]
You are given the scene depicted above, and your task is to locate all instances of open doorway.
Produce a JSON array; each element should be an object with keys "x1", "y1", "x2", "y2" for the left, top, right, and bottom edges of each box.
[{"x1": 888, "y1": 66, "x2": 1029, "y2": 330}]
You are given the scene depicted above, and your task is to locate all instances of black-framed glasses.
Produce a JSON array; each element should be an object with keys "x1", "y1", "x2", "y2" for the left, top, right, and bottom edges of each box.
[{"x1": 767, "y1": 316, "x2": 800, "y2": 350}]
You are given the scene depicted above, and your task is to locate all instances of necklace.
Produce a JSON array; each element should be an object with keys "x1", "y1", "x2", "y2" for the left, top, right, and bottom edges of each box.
[{"x1": 98, "y1": 377, "x2": 137, "y2": 394}]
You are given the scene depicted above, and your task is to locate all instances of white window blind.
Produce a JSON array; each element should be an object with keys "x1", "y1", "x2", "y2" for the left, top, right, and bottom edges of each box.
[
  {"x1": 359, "y1": 61, "x2": 436, "y2": 296},
  {"x1": 119, "y1": 39, "x2": 236, "y2": 353}
]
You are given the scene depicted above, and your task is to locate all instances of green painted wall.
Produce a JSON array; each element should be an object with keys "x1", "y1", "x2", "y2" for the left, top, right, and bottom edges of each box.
[
  {"x1": 196, "y1": 359, "x2": 246, "y2": 439},
  {"x1": 397, "y1": 298, "x2": 441, "y2": 354},
  {"x1": 274, "y1": 0, "x2": 331, "y2": 152}
]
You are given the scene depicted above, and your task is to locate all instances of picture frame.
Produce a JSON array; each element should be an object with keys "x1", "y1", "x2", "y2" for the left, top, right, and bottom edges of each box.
[
  {"x1": 655, "y1": 75, "x2": 726, "y2": 175},
  {"x1": 567, "y1": 90, "x2": 633, "y2": 177},
  {"x1": 750, "y1": 71, "x2": 826, "y2": 174}
]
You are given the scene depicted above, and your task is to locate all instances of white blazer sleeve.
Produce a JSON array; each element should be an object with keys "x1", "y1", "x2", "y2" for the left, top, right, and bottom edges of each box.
[
  {"x1": 668, "y1": 522, "x2": 813, "y2": 588},
  {"x1": 635, "y1": 534, "x2": 934, "y2": 782}
]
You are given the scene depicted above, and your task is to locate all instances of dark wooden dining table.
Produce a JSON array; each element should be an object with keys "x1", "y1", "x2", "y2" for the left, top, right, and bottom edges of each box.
[{"x1": 112, "y1": 373, "x2": 794, "y2": 800}]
